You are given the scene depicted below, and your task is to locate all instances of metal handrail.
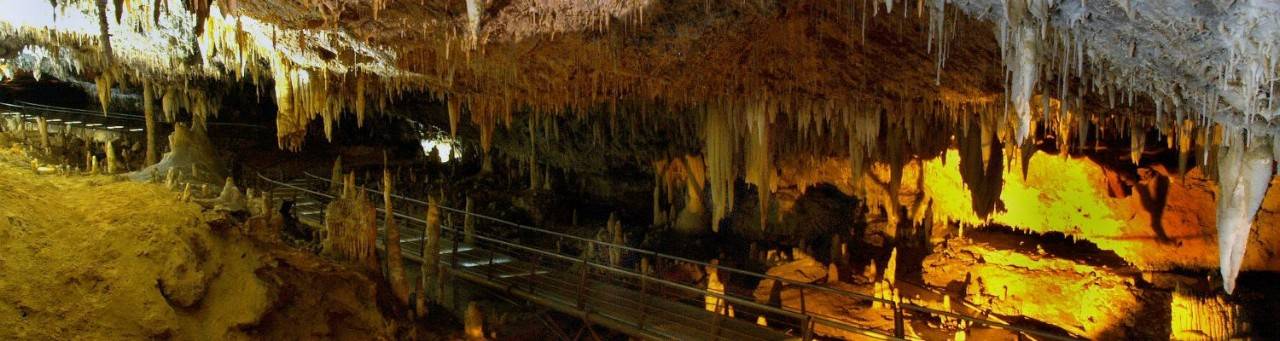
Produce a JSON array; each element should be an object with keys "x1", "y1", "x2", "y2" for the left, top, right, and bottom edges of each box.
[
  {"x1": 297, "y1": 171, "x2": 1077, "y2": 340},
  {"x1": 0, "y1": 100, "x2": 269, "y2": 130},
  {"x1": 261, "y1": 173, "x2": 834, "y2": 340}
]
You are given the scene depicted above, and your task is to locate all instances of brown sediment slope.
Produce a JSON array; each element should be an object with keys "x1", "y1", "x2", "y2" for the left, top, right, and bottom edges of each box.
[{"x1": 0, "y1": 154, "x2": 414, "y2": 340}]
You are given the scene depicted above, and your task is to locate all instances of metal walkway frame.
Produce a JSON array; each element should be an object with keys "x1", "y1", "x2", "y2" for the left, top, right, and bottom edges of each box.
[{"x1": 259, "y1": 172, "x2": 1079, "y2": 341}]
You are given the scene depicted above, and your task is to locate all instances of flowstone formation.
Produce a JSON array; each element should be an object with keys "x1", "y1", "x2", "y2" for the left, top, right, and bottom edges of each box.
[{"x1": 2, "y1": 0, "x2": 1279, "y2": 293}]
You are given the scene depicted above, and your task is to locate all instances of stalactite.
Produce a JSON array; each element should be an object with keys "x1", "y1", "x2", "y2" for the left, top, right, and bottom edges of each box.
[
  {"x1": 1130, "y1": 124, "x2": 1146, "y2": 166},
  {"x1": 447, "y1": 99, "x2": 461, "y2": 139},
  {"x1": 161, "y1": 87, "x2": 177, "y2": 122},
  {"x1": 1177, "y1": 119, "x2": 1194, "y2": 179},
  {"x1": 848, "y1": 110, "x2": 879, "y2": 183},
  {"x1": 704, "y1": 108, "x2": 735, "y2": 232},
  {"x1": 743, "y1": 101, "x2": 773, "y2": 231},
  {"x1": 355, "y1": 74, "x2": 367, "y2": 128},
  {"x1": 96, "y1": 0, "x2": 114, "y2": 65},
  {"x1": 1001, "y1": 0, "x2": 1040, "y2": 145},
  {"x1": 959, "y1": 120, "x2": 1004, "y2": 219},
  {"x1": 383, "y1": 163, "x2": 410, "y2": 305},
  {"x1": 95, "y1": 72, "x2": 113, "y2": 115},
  {"x1": 1215, "y1": 131, "x2": 1274, "y2": 294},
  {"x1": 465, "y1": 0, "x2": 483, "y2": 50}
]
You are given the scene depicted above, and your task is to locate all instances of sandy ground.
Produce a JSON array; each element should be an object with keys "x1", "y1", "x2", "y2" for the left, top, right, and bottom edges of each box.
[{"x1": 0, "y1": 148, "x2": 431, "y2": 340}]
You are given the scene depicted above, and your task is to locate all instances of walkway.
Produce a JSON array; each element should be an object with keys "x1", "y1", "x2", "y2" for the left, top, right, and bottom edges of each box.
[{"x1": 259, "y1": 172, "x2": 1080, "y2": 341}]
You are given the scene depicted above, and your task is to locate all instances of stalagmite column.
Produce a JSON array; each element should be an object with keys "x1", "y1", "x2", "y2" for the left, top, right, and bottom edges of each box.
[
  {"x1": 1215, "y1": 132, "x2": 1274, "y2": 294},
  {"x1": 608, "y1": 213, "x2": 624, "y2": 266},
  {"x1": 143, "y1": 80, "x2": 158, "y2": 165},
  {"x1": 383, "y1": 165, "x2": 410, "y2": 305},
  {"x1": 105, "y1": 140, "x2": 117, "y2": 174},
  {"x1": 885, "y1": 247, "x2": 898, "y2": 285},
  {"x1": 329, "y1": 156, "x2": 343, "y2": 195},
  {"x1": 36, "y1": 117, "x2": 49, "y2": 153},
  {"x1": 464, "y1": 301, "x2": 484, "y2": 340},
  {"x1": 705, "y1": 259, "x2": 725, "y2": 313},
  {"x1": 423, "y1": 197, "x2": 442, "y2": 301}
]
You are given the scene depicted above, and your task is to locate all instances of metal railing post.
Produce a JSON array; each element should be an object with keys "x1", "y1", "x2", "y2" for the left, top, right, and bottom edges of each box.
[
  {"x1": 802, "y1": 316, "x2": 814, "y2": 341},
  {"x1": 799, "y1": 287, "x2": 807, "y2": 315},
  {"x1": 486, "y1": 250, "x2": 496, "y2": 279},
  {"x1": 577, "y1": 254, "x2": 589, "y2": 310},
  {"x1": 893, "y1": 303, "x2": 905, "y2": 338},
  {"x1": 528, "y1": 255, "x2": 539, "y2": 294},
  {"x1": 451, "y1": 214, "x2": 460, "y2": 270},
  {"x1": 638, "y1": 271, "x2": 649, "y2": 331}
]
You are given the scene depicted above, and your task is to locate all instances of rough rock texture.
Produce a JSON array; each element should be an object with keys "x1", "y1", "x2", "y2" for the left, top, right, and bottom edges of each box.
[
  {"x1": 922, "y1": 239, "x2": 1168, "y2": 340},
  {"x1": 0, "y1": 153, "x2": 409, "y2": 340}
]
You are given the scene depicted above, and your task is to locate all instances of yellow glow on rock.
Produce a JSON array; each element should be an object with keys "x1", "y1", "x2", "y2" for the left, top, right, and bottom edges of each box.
[{"x1": 917, "y1": 149, "x2": 1280, "y2": 272}]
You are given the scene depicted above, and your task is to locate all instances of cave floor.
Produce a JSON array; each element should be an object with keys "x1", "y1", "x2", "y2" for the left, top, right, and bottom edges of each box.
[{"x1": 0, "y1": 147, "x2": 447, "y2": 340}]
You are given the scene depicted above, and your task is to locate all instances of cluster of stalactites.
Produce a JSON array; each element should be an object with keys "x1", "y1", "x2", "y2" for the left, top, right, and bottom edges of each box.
[
  {"x1": 270, "y1": 54, "x2": 384, "y2": 151},
  {"x1": 158, "y1": 84, "x2": 221, "y2": 125},
  {"x1": 703, "y1": 106, "x2": 737, "y2": 232}
]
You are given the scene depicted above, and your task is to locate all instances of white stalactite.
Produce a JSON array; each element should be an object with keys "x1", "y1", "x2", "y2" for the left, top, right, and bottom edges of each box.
[
  {"x1": 1216, "y1": 132, "x2": 1274, "y2": 294},
  {"x1": 1009, "y1": 21, "x2": 1038, "y2": 145}
]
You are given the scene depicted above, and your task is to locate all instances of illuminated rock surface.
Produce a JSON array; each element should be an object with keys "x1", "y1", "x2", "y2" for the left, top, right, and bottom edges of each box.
[
  {"x1": 1, "y1": 0, "x2": 1279, "y2": 339},
  {"x1": 0, "y1": 151, "x2": 425, "y2": 340}
]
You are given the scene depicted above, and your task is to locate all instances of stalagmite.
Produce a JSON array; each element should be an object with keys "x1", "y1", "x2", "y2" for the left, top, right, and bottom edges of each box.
[
  {"x1": 143, "y1": 79, "x2": 158, "y2": 165},
  {"x1": 180, "y1": 183, "x2": 191, "y2": 202},
  {"x1": 941, "y1": 294, "x2": 954, "y2": 325},
  {"x1": 464, "y1": 301, "x2": 484, "y2": 340},
  {"x1": 323, "y1": 173, "x2": 379, "y2": 270},
  {"x1": 827, "y1": 263, "x2": 840, "y2": 283},
  {"x1": 1170, "y1": 285, "x2": 1242, "y2": 339},
  {"x1": 885, "y1": 247, "x2": 898, "y2": 285},
  {"x1": 607, "y1": 213, "x2": 623, "y2": 267},
  {"x1": 105, "y1": 140, "x2": 117, "y2": 174},
  {"x1": 705, "y1": 259, "x2": 725, "y2": 314},
  {"x1": 36, "y1": 117, "x2": 48, "y2": 152},
  {"x1": 329, "y1": 156, "x2": 343, "y2": 195},
  {"x1": 212, "y1": 177, "x2": 246, "y2": 212},
  {"x1": 423, "y1": 196, "x2": 442, "y2": 301},
  {"x1": 383, "y1": 164, "x2": 410, "y2": 305},
  {"x1": 1215, "y1": 132, "x2": 1274, "y2": 294}
]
